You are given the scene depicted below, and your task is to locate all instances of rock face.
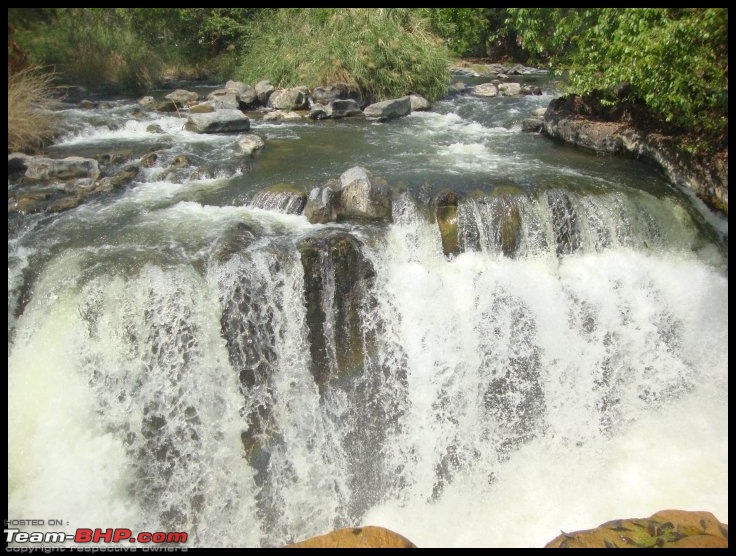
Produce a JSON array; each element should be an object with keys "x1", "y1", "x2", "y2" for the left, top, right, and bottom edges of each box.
[
  {"x1": 285, "y1": 526, "x2": 416, "y2": 548},
  {"x1": 545, "y1": 509, "x2": 729, "y2": 548},
  {"x1": 435, "y1": 189, "x2": 460, "y2": 258},
  {"x1": 297, "y1": 230, "x2": 376, "y2": 391},
  {"x1": 542, "y1": 94, "x2": 728, "y2": 217}
]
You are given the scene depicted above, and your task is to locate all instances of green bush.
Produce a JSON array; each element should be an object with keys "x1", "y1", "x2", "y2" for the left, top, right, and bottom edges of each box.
[
  {"x1": 507, "y1": 8, "x2": 728, "y2": 142},
  {"x1": 235, "y1": 8, "x2": 451, "y2": 102}
]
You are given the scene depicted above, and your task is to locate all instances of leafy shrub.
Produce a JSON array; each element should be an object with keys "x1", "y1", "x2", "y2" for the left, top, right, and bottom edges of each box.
[{"x1": 507, "y1": 8, "x2": 728, "y2": 141}]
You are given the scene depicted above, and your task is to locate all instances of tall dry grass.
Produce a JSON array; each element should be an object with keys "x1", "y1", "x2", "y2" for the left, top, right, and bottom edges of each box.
[{"x1": 8, "y1": 66, "x2": 60, "y2": 153}]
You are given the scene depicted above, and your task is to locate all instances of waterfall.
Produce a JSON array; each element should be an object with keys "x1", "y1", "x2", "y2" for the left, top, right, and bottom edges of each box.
[{"x1": 7, "y1": 187, "x2": 727, "y2": 547}]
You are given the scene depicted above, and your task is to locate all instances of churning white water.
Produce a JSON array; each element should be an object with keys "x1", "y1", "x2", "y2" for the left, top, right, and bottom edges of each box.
[
  {"x1": 7, "y1": 79, "x2": 727, "y2": 548},
  {"x1": 8, "y1": 195, "x2": 727, "y2": 547}
]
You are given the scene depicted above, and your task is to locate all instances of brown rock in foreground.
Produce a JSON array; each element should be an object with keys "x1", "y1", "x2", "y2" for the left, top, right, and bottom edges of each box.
[
  {"x1": 545, "y1": 509, "x2": 728, "y2": 548},
  {"x1": 285, "y1": 526, "x2": 416, "y2": 548}
]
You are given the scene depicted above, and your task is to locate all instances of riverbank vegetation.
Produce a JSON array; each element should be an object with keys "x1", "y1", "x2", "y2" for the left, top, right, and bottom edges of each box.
[
  {"x1": 8, "y1": 8, "x2": 728, "y2": 152},
  {"x1": 7, "y1": 66, "x2": 59, "y2": 153}
]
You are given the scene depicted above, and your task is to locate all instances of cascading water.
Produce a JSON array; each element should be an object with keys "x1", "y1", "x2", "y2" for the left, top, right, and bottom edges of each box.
[{"x1": 8, "y1": 77, "x2": 727, "y2": 548}]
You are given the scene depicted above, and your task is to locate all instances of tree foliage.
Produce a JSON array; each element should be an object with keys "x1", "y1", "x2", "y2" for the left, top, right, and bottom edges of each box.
[
  {"x1": 420, "y1": 8, "x2": 527, "y2": 61},
  {"x1": 507, "y1": 8, "x2": 728, "y2": 141}
]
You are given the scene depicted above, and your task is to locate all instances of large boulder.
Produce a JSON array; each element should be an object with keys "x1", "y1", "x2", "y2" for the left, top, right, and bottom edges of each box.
[
  {"x1": 164, "y1": 88, "x2": 200, "y2": 108},
  {"x1": 409, "y1": 94, "x2": 431, "y2": 111},
  {"x1": 185, "y1": 110, "x2": 251, "y2": 133},
  {"x1": 22, "y1": 155, "x2": 100, "y2": 182},
  {"x1": 311, "y1": 82, "x2": 363, "y2": 106},
  {"x1": 235, "y1": 134, "x2": 265, "y2": 157},
  {"x1": 309, "y1": 99, "x2": 363, "y2": 120},
  {"x1": 339, "y1": 166, "x2": 392, "y2": 221},
  {"x1": 286, "y1": 526, "x2": 416, "y2": 548},
  {"x1": 363, "y1": 96, "x2": 411, "y2": 121},
  {"x1": 268, "y1": 87, "x2": 310, "y2": 111},
  {"x1": 305, "y1": 166, "x2": 392, "y2": 224},
  {"x1": 545, "y1": 509, "x2": 728, "y2": 548},
  {"x1": 255, "y1": 80, "x2": 275, "y2": 106}
]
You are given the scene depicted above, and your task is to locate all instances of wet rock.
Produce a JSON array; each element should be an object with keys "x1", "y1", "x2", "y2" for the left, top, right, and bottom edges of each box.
[
  {"x1": 153, "y1": 98, "x2": 180, "y2": 112},
  {"x1": 546, "y1": 189, "x2": 581, "y2": 256},
  {"x1": 435, "y1": 189, "x2": 460, "y2": 258},
  {"x1": 543, "y1": 94, "x2": 728, "y2": 216},
  {"x1": 140, "y1": 152, "x2": 159, "y2": 168},
  {"x1": 249, "y1": 183, "x2": 307, "y2": 214},
  {"x1": 46, "y1": 195, "x2": 84, "y2": 212},
  {"x1": 498, "y1": 82, "x2": 523, "y2": 96},
  {"x1": 297, "y1": 230, "x2": 376, "y2": 391},
  {"x1": 8, "y1": 194, "x2": 48, "y2": 214},
  {"x1": 8, "y1": 152, "x2": 30, "y2": 175},
  {"x1": 304, "y1": 185, "x2": 339, "y2": 224},
  {"x1": 96, "y1": 164, "x2": 140, "y2": 191}
]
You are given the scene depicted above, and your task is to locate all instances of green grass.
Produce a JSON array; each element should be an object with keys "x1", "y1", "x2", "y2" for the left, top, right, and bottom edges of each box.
[
  {"x1": 235, "y1": 8, "x2": 452, "y2": 102},
  {"x1": 15, "y1": 9, "x2": 167, "y2": 94}
]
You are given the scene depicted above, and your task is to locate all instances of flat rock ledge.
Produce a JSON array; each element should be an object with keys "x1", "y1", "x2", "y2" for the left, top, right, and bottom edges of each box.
[{"x1": 542, "y1": 95, "x2": 728, "y2": 217}]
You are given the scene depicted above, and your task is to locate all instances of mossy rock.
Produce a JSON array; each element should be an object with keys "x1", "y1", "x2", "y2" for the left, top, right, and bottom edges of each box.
[{"x1": 545, "y1": 509, "x2": 728, "y2": 548}]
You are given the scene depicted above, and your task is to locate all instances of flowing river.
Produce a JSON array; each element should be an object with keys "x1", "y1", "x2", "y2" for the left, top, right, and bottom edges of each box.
[{"x1": 7, "y1": 74, "x2": 728, "y2": 547}]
